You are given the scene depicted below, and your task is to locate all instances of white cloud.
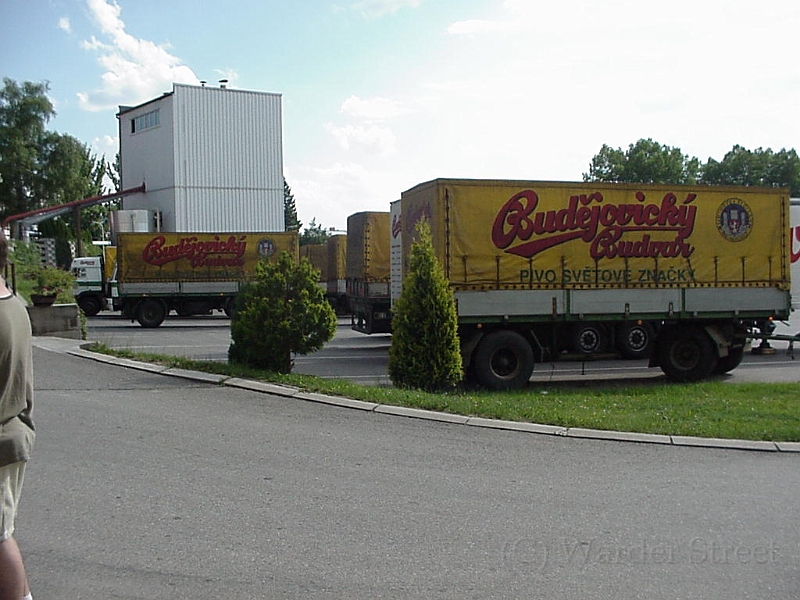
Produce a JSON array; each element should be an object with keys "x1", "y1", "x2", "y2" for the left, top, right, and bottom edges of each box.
[
  {"x1": 324, "y1": 122, "x2": 397, "y2": 156},
  {"x1": 446, "y1": 19, "x2": 517, "y2": 36},
  {"x1": 289, "y1": 162, "x2": 404, "y2": 230},
  {"x1": 339, "y1": 95, "x2": 408, "y2": 120},
  {"x1": 80, "y1": 35, "x2": 107, "y2": 51},
  {"x1": 350, "y1": 0, "x2": 420, "y2": 19},
  {"x1": 322, "y1": 95, "x2": 407, "y2": 156},
  {"x1": 284, "y1": 0, "x2": 800, "y2": 233},
  {"x1": 77, "y1": 0, "x2": 199, "y2": 111},
  {"x1": 92, "y1": 134, "x2": 118, "y2": 157},
  {"x1": 212, "y1": 69, "x2": 239, "y2": 88},
  {"x1": 58, "y1": 17, "x2": 72, "y2": 33}
]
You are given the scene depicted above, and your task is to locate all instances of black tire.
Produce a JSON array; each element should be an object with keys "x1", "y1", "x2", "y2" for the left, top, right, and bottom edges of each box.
[
  {"x1": 223, "y1": 296, "x2": 236, "y2": 318},
  {"x1": 472, "y1": 330, "x2": 534, "y2": 391},
  {"x1": 136, "y1": 299, "x2": 167, "y2": 328},
  {"x1": 570, "y1": 323, "x2": 608, "y2": 354},
  {"x1": 713, "y1": 344, "x2": 745, "y2": 374},
  {"x1": 657, "y1": 326, "x2": 717, "y2": 382},
  {"x1": 77, "y1": 294, "x2": 102, "y2": 317},
  {"x1": 616, "y1": 322, "x2": 655, "y2": 360}
]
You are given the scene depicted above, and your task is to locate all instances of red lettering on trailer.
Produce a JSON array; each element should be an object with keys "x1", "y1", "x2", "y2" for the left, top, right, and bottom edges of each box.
[
  {"x1": 792, "y1": 225, "x2": 800, "y2": 264},
  {"x1": 491, "y1": 189, "x2": 697, "y2": 260},
  {"x1": 142, "y1": 235, "x2": 247, "y2": 268}
]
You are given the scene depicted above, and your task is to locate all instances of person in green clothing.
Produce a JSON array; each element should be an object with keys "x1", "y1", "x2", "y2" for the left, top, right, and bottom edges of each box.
[{"x1": 0, "y1": 230, "x2": 35, "y2": 600}]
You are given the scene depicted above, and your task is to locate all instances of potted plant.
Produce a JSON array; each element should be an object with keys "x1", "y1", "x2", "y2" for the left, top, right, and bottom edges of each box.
[{"x1": 30, "y1": 266, "x2": 74, "y2": 307}]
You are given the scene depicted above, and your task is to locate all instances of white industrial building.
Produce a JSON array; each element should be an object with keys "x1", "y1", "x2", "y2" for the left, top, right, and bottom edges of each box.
[{"x1": 117, "y1": 83, "x2": 284, "y2": 233}]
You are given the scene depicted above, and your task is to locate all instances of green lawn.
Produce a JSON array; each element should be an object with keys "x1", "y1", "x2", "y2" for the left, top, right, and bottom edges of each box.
[{"x1": 87, "y1": 344, "x2": 800, "y2": 442}]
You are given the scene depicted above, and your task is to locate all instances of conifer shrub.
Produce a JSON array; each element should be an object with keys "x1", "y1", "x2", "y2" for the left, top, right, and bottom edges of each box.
[
  {"x1": 229, "y1": 251, "x2": 337, "y2": 373},
  {"x1": 388, "y1": 221, "x2": 463, "y2": 391}
]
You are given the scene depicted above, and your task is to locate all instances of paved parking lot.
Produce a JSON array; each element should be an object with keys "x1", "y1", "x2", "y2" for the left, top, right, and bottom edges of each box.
[{"x1": 85, "y1": 312, "x2": 800, "y2": 385}]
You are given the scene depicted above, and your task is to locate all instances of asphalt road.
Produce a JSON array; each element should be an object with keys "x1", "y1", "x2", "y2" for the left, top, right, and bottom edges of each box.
[
  {"x1": 20, "y1": 342, "x2": 800, "y2": 599},
  {"x1": 84, "y1": 312, "x2": 800, "y2": 385}
]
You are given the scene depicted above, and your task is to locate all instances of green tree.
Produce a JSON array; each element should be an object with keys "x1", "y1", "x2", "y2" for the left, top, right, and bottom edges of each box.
[
  {"x1": 701, "y1": 146, "x2": 800, "y2": 195},
  {"x1": 1, "y1": 78, "x2": 110, "y2": 253},
  {"x1": 228, "y1": 251, "x2": 337, "y2": 373},
  {"x1": 0, "y1": 78, "x2": 55, "y2": 219},
  {"x1": 584, "y1": 138, "x2": 701, "y2": 184},
  {"x1": 37, "y1": 133, "x2": 103, "y2": 205},
  {"x1": 108, "y1": 152, "x2": 121, "y2": 192},
  {"x1": 284, "y1": 178, "x2": 301, "y2": 232},
  {"x1": 389, "y1": 221, "x2": 462, "y2": 391},
  {"x1": 299, "y1": 218, "x2": 330, "y2": 246}
]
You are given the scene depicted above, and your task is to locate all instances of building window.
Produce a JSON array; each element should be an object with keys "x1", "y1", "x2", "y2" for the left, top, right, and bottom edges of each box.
[{"x1": 131, "y1": 109, "x2": 160, "y2": 133}]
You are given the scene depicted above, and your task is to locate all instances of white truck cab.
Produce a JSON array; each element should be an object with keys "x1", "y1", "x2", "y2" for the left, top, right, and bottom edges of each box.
[{"x1": 71, "y1": 256, "x2": 108, "y2": 316}]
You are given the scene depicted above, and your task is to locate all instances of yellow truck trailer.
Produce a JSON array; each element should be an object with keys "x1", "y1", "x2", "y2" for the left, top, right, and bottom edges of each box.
[
  {"x1": 396, "y1": 179, "x2": 792, "y2": 389},
  {"x1": 326, "y1": 234, "x2": 349, "y2": 314},
  {"x1": 300, "y1": 235, "x2": 349, "y2": 314},
  {"x1": 103, "y1": 231, "x2": 297, "y2": 327},
  {"x1": 346, "y1": 211, "x2": 391, "y2": 333}
]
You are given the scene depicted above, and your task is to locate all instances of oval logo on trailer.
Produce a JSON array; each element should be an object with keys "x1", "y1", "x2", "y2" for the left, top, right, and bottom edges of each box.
[
  {"x1": 716, "y1": 198, "x2": 753, "y2": 242},
  {"x1": 257, "y1": 238, "x2": 276, "y2": 257}
]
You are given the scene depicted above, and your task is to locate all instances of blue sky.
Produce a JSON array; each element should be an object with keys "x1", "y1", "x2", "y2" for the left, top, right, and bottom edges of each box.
[{"x1": 2, "y1": 0, "x2": 799, "y2": 230}]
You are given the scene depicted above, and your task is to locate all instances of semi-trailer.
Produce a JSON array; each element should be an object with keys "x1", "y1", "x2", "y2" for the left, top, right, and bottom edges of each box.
[
  {"x1": 346, "y1": 211, "x2": 391, "y2": 334},
  {"x1": 394, "y1": 179, "x2": 793, "y2": 390},
  {"x1": 73, "y1": 231, "x2": 297, "y2": 327}
]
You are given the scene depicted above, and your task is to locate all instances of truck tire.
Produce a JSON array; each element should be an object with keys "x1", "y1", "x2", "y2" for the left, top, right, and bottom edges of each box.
[
  {"x1": 656, "y1": 325, "x2": 717, "y2": 382},
  {"x1": 570, "y1": 323, "x2": 608, "y2": 354},
  {"x1": 472, "y1": 330, "x2": 534, "y2": 391},
  {"x1": 136, "y1": 299, "x2": 167, "y2": 328},
  {"x1": 616, "y1": 322, "x2": 654, "y2": 360},
  {"x1": 713, "y1": 344, "x2": 745, "y2": 374},
  {"x1": 224, "y1": 296, "x2": 236, "y2": 318},
  {"x1": 77, "y1": 294, "x2": 102, "y2": 317}
]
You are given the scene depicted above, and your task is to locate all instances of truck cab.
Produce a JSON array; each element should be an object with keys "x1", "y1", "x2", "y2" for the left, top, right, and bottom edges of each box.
[{"x1": 71, "y1": 256, "x2": 108, "y2": 316}]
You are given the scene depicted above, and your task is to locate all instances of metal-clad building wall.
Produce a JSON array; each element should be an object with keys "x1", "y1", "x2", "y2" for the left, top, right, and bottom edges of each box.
[
  {"x1": 120, "y1": 84, "x2": 284, "y2": 233},
  {"x1": 173, "y1": 84, "x2": 284, "y2": 232},
  {"x1": 119, "y1": 93, "x2": 176, "y2": 220},
  {"x1": 174, "y1": 187, "x2": 283, "y2": 232}
]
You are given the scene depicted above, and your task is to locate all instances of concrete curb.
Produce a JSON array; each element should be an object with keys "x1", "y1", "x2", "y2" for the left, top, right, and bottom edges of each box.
[{"x1": 64, "y1": 345, "x2": 798, "y2": 453}]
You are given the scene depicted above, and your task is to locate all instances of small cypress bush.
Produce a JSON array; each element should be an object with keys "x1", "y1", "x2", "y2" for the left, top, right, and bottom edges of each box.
[
  {"x1": 388, "y1": 221, "x2": 463, "y2": 391},
  {"x1": 229, "y1": 251, "x2": 337, "y2": 373}
]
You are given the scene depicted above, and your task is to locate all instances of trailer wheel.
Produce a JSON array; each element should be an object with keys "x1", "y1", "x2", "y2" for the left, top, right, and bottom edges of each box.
[
  {"x1": 136, "y1": 299, "x2": 167, "y2": 328},
  {"x1": 616, "y1": 322, "x2": 654, "y2": 360},
  {"x1": 224, "y1": 297, "x2": 237, "y2": 318},
  {"x1": 472, "y1": 330, "x2": 534, "y2": 391},
  {"x1": 77, "y1": 294, "x2": 102, "y2": 317},
  {"x1": 570, "y1": 323, "x2": 608, "y2": 354},
  {"x1": 657, "y1": 326, "x2": 717, "y2": 382},
  {"x1": 713, "y1": 344, "x2": 745, "y2": 374}
]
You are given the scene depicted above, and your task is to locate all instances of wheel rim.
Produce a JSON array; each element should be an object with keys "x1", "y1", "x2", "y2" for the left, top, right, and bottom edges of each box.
[
  {"x1": 490, "y1": 348, "x2": 521, "y2": 379},
  {"x1": 138, "y1": 300, "x2": 165, "y2": 326},
  {"x1": 626, "y1": 327, "x2": 647, "y2": 351},
  {"x1": 670, "y1": 340, "x2": 701, "y2": 371},
  {"x1": 576, "y1": 327, "x2": 602, "y2": 353}
]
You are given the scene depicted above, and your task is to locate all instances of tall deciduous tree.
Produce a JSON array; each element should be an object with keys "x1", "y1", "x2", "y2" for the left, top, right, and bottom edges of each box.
[
  {"x1": 702, "y1": 146, "x2": 800, "y2": 195},
  {"x1": 0, "y1": 78, "x2": 55, "y2": 219},
  {"x1": 584, "y1": 138, "x2": 701, "y2": 185},
  {"x1": 0, "y1": 78, "x2": 109, "y2": 243},
  {"x1": 585, "y1": 138, "x2": 800, "y2": 195}
]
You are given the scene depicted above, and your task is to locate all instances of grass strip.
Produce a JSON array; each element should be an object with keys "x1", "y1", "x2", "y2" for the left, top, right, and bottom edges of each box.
[{"x1": 86, "y1": 343, "x2": 800, "y2": 442}]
